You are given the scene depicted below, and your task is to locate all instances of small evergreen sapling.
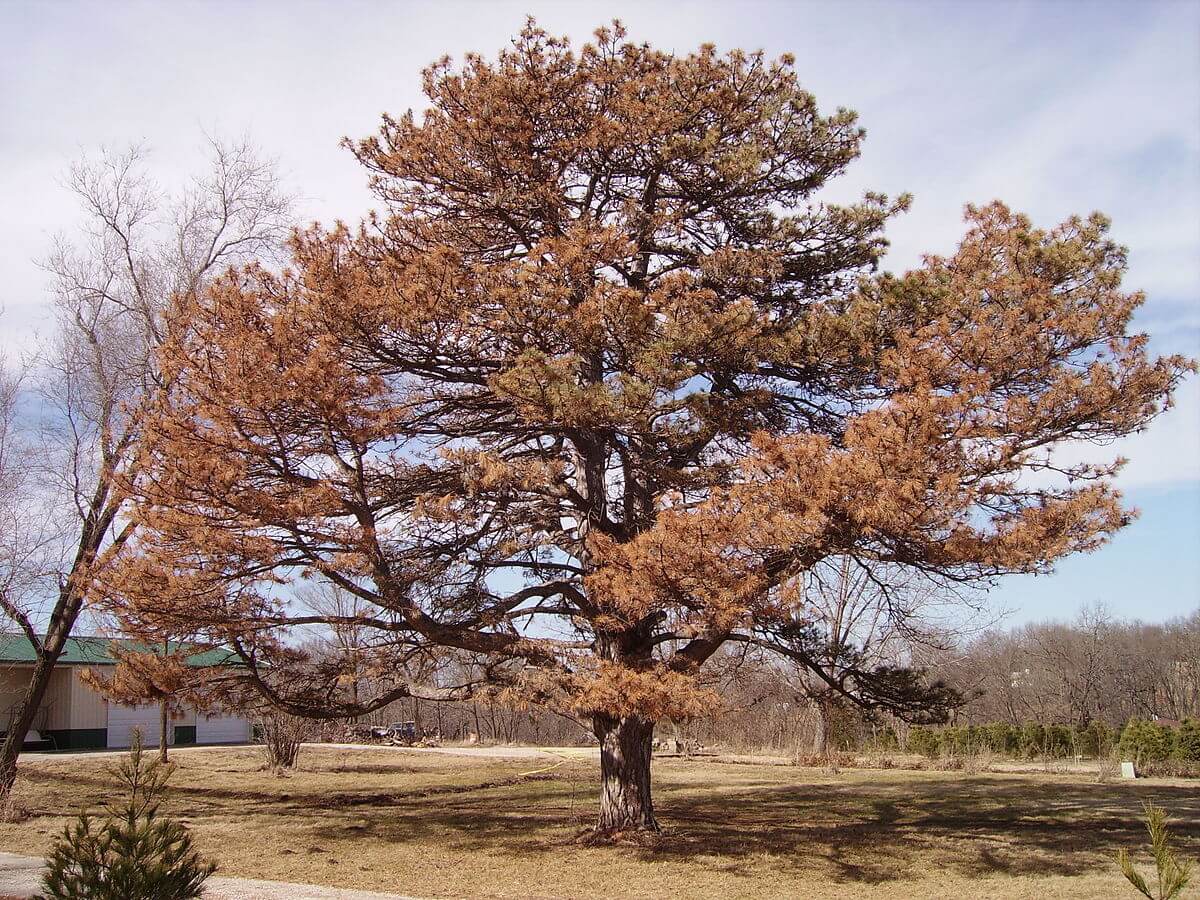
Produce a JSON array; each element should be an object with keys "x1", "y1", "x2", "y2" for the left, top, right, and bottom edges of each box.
[
  {"x1": 38, "y1": 737, "x2": 216, "y2": 900},
  {"x1": 1117, "y1": 801, "x2": 1192, "y2": 900}
]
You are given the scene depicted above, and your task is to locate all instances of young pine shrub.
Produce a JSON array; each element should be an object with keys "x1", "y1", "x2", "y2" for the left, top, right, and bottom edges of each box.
[
  {"x1": 38, "y1": 738, "x2": 215, "y2": 900},
  {"x1": 1117, "y1": 801, "x2": 1192, "y2": 899},
  {"x1": 1159, "y1": 724, "x2": 1181, "y2": 760},
  {"x1": 1019, "y1": 722, "x2": 1045, "y2": 759},
  {"x1": 983, "y1": 722, "x2": 1016, "y2": 755},
  {"x1": 1046, "y1": 724, "x2": 1074, "y2": 758}
]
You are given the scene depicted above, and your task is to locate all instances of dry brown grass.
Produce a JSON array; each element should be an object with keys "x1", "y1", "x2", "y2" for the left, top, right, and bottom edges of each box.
[{"x1": 0, "y1": 746, "x2": 1197, "y2": 899}]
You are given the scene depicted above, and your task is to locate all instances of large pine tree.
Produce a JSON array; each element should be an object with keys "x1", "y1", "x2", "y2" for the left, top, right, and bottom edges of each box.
[{"x1": 104, "y1": 22, "x2": 1191, "y2": 833}]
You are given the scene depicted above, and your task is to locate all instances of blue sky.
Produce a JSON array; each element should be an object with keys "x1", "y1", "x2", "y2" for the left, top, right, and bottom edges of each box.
[{"x1": 0, "y1": 0, "x2": 1197, "y2": 625}]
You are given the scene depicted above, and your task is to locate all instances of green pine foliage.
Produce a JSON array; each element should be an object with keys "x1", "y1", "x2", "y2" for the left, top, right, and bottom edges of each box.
[
  {"x1": 1019, "y1": 722, "x2": 1045, "y2": 757},
  {"x1": 985, "y1": 722, "x2": 1021, "y2": 755},
  {"x1": 1117, "y1": 801, "x2": 1193, "y2": 899},
  {"x1": 1119, "y1": 720, "x2": 1179, "y2": 765},
  {"x1": 907, "y1": 719, "x2": 1194, "y2": 766},
  {"x1": 37, "y1": 737, "x2": 216, "y2": 900},
  {"x1": 908, "y1": 727, "x2": 941, "y2": 758},
  {"x1": 1177, "y1": 719, "x2": 1200, "y2": 763}
]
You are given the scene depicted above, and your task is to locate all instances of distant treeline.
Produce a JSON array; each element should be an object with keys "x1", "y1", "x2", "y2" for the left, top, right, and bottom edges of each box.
[
  {"x1": 312, "y1": 606, "x2": 1198, "y2": 756},
  {"x1": 908, "y1": 718, "x2": 1200, "y2": 764},
  {"x1": 688, "y1": 608, "x2": 1200, "y2": 754},
  {"x1": 930, "y1": 608, "x2": 1199, "y2": 728}
]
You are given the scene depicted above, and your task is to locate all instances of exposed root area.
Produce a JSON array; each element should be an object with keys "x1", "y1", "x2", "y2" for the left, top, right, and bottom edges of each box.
[{"x1": 574, "y1": 823, "x2": 664, "y2": 848}]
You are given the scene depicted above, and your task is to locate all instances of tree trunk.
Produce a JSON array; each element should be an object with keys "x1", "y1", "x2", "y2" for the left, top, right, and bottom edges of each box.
[
  {"x1": 593, "y1": 714, "x2": 658, "y2": 834},
  {"x1": 486, "y1": 699, "x2": 498, "y2": 741},
  {"x1": 159, "y1": 700, "x2": 169, "y2": 763},
  {"x1": 811, "y1": 700, "x2": 829, "y2": 757},
  {"x1": 0, "y1": 652, "x2": 57, "y2": 794}
]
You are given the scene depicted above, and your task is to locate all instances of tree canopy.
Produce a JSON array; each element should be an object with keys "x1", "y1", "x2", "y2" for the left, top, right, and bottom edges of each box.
[{"x1": 102, "y1": 22, "x2": 1192, "y2": 832}]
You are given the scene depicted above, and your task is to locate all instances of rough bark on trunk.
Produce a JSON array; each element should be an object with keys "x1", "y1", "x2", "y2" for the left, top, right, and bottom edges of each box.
[
  {"x1": 811, "y1": 700, "x2": 829, "y2": 757},
  {"x1": 0, "y1": 653, "x2": 56, "y2": 795},
  {"x1": 593, "y1": 714, "x2": 658, "y2": 834}
]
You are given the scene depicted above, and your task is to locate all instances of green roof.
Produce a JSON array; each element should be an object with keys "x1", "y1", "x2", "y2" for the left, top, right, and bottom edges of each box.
[{"x1": 0, "y1": 635, "x2": 241, "y2": 667}]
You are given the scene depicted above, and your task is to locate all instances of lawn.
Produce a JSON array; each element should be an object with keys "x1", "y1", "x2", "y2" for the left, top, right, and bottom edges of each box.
[{"x1": 2, "y1": 746, "x2": 1198, "y2": 899}]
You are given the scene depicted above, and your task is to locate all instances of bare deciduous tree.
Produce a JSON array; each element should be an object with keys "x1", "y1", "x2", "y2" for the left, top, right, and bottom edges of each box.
[
  {"x1": 936, "y1": 607, "x2": 1199, "y2": 726},
  {"x1": 754, "y1": 558, "x2": 977, "y2": 754},
  {"x1": 0, "y1": 360, "x2": 39, "y2": 647},
  {"x1": 256, "y1": 708, "x2": 311, "y2": 771},
  {"x1": 0, "y1": 139, "x2": 290, "y2": 795}
]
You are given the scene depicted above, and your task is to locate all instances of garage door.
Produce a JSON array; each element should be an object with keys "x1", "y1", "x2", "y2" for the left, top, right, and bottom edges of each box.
[
  {"x1": 196, "y1": 714, "x2": 249, "y2": 744},
  {"x1": 107, "y1": 703, "x2": 161, "y2": 749}
]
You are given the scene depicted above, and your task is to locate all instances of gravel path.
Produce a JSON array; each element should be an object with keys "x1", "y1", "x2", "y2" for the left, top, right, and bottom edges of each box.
[
  {"x1": 0, "y1": 852, "x2": 420, "y2": 900},
  {"x1": 28, "y1": 742, "x2": 599, "y2": 763},
  {"x1": 312, "y1": 742, "x2": 597, "y2": 760}
]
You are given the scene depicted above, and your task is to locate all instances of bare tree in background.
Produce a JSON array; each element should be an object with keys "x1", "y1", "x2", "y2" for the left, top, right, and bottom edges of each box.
[
  {"x1": 298, "y1": 581, "x2": 390, "y2": 714},
  {"x1": 0, "y1": 359, "x2": 48, "y2": 649},
  {"x1": 1160, "y1": 611, "x2": 1200, "y2": 720},
  {"x1": 0, "y1": 139, "x2": 291, "y2": 795},
  {"x1": 932, "y1": 607, "x2": 1199, "y2": 726},
  {"x1": 756, "y1": 558, "x2": 976, "y2": 755},
  {"x1": 1027, "y1": 602, "x2": 1115, "y2": 728}
]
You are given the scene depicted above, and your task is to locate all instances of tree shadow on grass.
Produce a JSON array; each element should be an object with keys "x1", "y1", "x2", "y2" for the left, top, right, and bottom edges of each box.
[
  {"x1": 669, "y1": 774, "x2": 1200, "y2": 882},
  {"x1": 291, "y1": 770, "x2": 1200, "y2": 885},
  {"x1": 20, "y1": 758, "x2": 1200, "y2": 888}
]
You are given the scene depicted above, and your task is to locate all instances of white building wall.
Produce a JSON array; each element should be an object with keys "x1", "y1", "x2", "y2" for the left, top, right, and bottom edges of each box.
[
  {"x1": 69, "y1": 668, "x2": 108, "y2": 729},
  {"x1": 40, "y1": 668, "x2": 73, "y2": 731},
  {"x1": 106, "y1": 703, "x2": 161, "y2": 749},
  {"x1": 2, "y1": 663, "x2": 248, "y2": 748},
  {"x1": 196, "y1": 713, "x2": 250, "y2": 744}
]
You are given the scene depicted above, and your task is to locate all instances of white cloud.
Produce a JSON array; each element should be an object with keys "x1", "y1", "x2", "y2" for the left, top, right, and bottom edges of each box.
[
  {"x1": 1, "y1": 0, "x2": 1196, "y2": 486},
  {"x1": 1047, "y1": 376, "x2": 1200, "y2": 490}
]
